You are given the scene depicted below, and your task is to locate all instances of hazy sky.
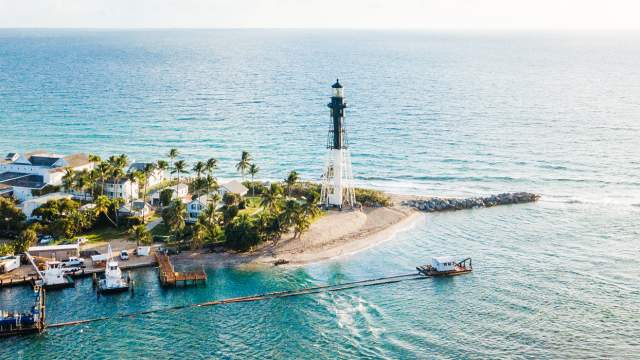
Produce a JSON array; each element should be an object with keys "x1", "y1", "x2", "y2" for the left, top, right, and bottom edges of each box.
[{"x1": 1, "y1": 0, "x2": 639, "y2": 30}]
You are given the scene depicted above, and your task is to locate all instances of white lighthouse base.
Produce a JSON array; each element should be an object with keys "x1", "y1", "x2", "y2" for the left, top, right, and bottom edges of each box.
[{"x1": 321, "y1": 148, "x2": 355, "y2": 209}]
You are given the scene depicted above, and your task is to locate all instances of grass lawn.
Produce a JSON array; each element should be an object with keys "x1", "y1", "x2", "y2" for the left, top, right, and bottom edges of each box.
[
  {"x1": 150, "y1": 223, "x2": 171, "y2": 237},
  {"x1": 81, "y1": 226, "x2": 129, "y2": 243}
]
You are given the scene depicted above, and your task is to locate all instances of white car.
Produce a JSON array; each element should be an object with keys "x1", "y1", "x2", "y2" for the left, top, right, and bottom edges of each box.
[
  {"x1": 40, "y1": 235, "x2": 54, "y2": 244},
  {"x1": 62, "y1": 257, "x2": 85, "y2": 268},
  {"x1": 120, "y1": 250, "x2": 129, "y2": 261}
]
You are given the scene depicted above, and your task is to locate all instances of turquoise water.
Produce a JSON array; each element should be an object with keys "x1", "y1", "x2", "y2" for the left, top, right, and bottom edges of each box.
[{"x1": 1, "y1": 30, "x2": 639, "y2": 358}]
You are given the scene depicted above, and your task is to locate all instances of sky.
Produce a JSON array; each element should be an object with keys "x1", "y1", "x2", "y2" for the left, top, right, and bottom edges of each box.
[{"x1": 0, "y1": 0, "x2": 639, "y2": 30}]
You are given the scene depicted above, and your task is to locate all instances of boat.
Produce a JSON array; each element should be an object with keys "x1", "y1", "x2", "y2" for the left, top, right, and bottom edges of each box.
[
  {"x1": 417, "y1": 257, "x2": 472, "y2": 276},
  {"x1": 25, "y1": 252, "x2": 75, "y2": 290},
  {"x1": 0, "y1": 285, "x2": 46, "y2": 337},
  {"x1": 97, "y1": 245, "x2": 131, "y2": 294}
]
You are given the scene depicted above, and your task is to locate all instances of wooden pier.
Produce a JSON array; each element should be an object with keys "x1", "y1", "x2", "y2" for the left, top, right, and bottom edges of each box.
[{"x1": 156, "y1": 254, "x2": 206, "y2": 287}]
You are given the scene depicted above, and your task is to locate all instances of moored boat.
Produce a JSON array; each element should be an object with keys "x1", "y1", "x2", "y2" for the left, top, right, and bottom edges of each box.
[
  {"x1": 97, "y1": 245, "x2": 131, "y2": 294},
  {"x1": 417, "y1": 257, "x2": 472, "y2": 276},
  {"x1": 0, "y1": 285, "x2": 46, "y2": 337}
]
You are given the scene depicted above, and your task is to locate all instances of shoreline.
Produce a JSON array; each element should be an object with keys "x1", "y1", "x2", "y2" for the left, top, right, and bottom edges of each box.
[{"x1": 172, "y1": 193, "x2": 424, "y2": 269}]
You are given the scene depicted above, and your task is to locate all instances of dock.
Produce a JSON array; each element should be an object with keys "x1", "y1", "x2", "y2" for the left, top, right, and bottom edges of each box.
[{"x1": 156, "y1": 253, "x2": 206, "y2": 287}]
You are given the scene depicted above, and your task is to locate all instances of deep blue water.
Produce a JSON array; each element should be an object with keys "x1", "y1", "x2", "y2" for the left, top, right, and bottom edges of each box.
[{"x1": 0, "y1": 30, "x2": 639, "y2": 358}]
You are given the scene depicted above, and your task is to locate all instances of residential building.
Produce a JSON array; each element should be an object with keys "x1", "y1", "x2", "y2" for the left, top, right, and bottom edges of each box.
[
  {"x1": 118, "y1": 199, "x2": 152, "y2": 218},
  {"x1": 0, "y1": 151, "x2": 93, "y2": 202},
  {"x1": 104, "y1": 178, "x2": 139, "y2": 201},
  {"x1": 150, "y1": 183, "x2": 189, "y2": 206},
  {"x1": 218, "y1": 180, "x2": 248, "y2": 197},
  {"x1": 18, "y1": 192, "x2": 72, "y2": 220},
  {"x1": 128, "y1": 162, "x2": 166, "y2": 188}
]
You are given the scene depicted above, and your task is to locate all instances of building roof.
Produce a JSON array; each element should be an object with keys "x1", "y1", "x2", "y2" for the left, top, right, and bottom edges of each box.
[
  {"x1": 128, "y1": 162, "x2": 155, "y2": 172},
  {"x1": 2, "y1": 175, "x2": 46, "y2": 189},
  {"x1": 332, "y1": 79, "x2": 343, "y2": 88},
  {"x1": 28, "y1": 155, "x2": 60, "y2": 167},
  {"x1": 29, "y1": 244, "x2": 79, "y2": 252},
  {"x1": 432, "y1": 256, "x2": 456, "y2": 264},
  {"x1": 0, "y1": 172, "x2": 29, "y2": 182},
  {"x1": 63, "y1": 153, "x2": 92, "y2": 168},
  {"x1": 221, "y1": 180, "x2": 248, "y2": 195}
]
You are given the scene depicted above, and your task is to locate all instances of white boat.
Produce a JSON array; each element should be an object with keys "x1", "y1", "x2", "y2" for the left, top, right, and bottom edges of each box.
[
  {"x1": 38, "y1": 261, "x2": 74, "y2": 289},
  {"x1": 97, "y1": 245, "x2": 130, "y2": 294}
]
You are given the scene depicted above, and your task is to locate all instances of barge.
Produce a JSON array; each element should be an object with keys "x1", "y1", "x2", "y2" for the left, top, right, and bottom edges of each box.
[
  {"x1": 417, "y1": 257, "x2": 472, "y2": 277},
  {"x1": 0, "y1": 285, "x2": 45, "y2": 337}
]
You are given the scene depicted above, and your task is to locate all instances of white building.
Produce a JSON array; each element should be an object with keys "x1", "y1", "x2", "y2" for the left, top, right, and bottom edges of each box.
[
  {"x1": 18, "y1": 192, "x2": 72, "y2": 220},
  {"x1": 218, "y1": 180, "x2": 248, "y2": 197},
  {"x1": 150, "y1": 183, "x2": 189, "y2": 206},
  {"x1": 128, "y1": 162, "x2": 166, "y2": 188},
  {"x1": 104, "y1": 178, "x2": 139, "y2": 201},
  {"x1": 118, "y1": 199, "x2": 152, "y2": 218},
  {"x1": 0, "y1": 152, "x2": 93, "y2": 202}
]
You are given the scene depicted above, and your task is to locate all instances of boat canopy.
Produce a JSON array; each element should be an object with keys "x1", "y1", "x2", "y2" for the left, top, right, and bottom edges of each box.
[{"x1": 431, "y1": 257, "x2": 457, "y2": 272}]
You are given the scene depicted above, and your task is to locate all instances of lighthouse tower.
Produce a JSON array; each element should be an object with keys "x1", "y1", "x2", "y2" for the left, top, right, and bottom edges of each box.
[{"x1": 321, "y1": 79, "x2": 356, "y2": 209}]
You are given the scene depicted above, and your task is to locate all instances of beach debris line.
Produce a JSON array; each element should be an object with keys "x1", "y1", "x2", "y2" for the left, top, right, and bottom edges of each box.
[
  {"x1": 48, "y1": 259, "x2": 472, "y2": 330},
  {"x1": 402, "y1": 192, "x2": 540, "y2": 212}
]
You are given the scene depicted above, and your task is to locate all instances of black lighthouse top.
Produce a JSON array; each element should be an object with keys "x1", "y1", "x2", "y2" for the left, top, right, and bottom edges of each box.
[{"x1": 327, "y1": 79, "x2": 347, "y2": 149}]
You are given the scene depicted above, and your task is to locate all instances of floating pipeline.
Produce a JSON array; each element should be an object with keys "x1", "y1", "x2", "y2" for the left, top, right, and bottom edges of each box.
[{"x1": 402, "y1": 192, "x2": 540, "y2": 212}]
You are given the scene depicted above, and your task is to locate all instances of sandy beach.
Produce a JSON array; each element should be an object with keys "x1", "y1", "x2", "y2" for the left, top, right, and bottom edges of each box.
[{"x1": 172, "y1": 194, "x2": 424, "y2": 268}]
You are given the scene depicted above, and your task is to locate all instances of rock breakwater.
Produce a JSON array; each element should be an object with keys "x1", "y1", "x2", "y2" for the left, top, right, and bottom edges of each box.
[{"x1": 402, "y1": 192, "x2": 540, "y2": 212}]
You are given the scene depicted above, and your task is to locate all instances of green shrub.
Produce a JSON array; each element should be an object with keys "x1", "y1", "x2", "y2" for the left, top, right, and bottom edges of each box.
[{"x1": 355, "y1": 188, "x2": 391, "y2": 207}]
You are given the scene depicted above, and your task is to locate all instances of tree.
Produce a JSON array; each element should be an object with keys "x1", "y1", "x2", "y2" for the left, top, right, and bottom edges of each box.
[
  {"x1": 248, "y1": 163, "x2": 259, "y2": 196},
  {"x1": 193, "y1": 161, "x2": 205, "y2": 181},
  {"x1": 205, "y1": 158, "x2": 218, "y2": 195},
  {"x1": 162, "y1": 199, "x2": 186, "y2": 239},
  {"x1": 156, "y1": 159, "x2": 169, "y2": 180},
  {"x1": 235, "y1": 151, "x2": 252, "y2": 180},
  {"x1": 134, "y1": 171, "x2": 148, "y2": 222},
  {"x1": 0, "y1": 243, "x2": 13, "y2": 256},
  {"x1": 62, "y1": 168, "x2": 76, "y2": 193},
  {"x1": 128, "y1": 224, "x2": 152, "y2": 247},
  {"x1": 95, "y1": 162, "x2": 111, "y2": 195},
  {"x1": 0, "y1": 197, "x2": 26, "y2": 234},
  {"x1": 13, "y1": 228, "x2": 37, "y2": 253},
  {"x1": 167, "y1": 148, "x2": 179, "y2": 181},
  {"x1": 75, "y1": 170, "x2": 90, "y2": 201},
  {"x1": 127, "y1": 171, "x2": 138, "y2": 204},
  {"x1": 159, "y1": 188, "x2": 174, "y2": 207},
  {"x1": 285, "y1": 170, "x2": 300, "y2": 196},
  {"x1": 260, "y1": 183, "x2": 283, "y2": 213},
  {"x1": 172, "y1": 160, "x2": 188, "y2": 184},
  {"x1": 279, "y1": 199, "x2": 300, "y2": 231},
  {"x1": 95, "y1": 195, "x2": 117, "y2": 227},
  {"x1": 224, "y1": 214, "x2": 260, "y2": 251},
  {"x1": 32, "y1": 198, "x2": 89, "y2": 239}
]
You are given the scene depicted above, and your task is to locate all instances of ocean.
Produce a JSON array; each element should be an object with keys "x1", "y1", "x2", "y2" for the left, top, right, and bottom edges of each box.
[{"x1": 0, "y1": 29, "x2": 639, "y2": 358}]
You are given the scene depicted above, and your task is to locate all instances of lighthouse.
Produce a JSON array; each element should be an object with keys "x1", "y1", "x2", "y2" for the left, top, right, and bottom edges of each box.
[{"x1": 320, "y1": 79, "x2": 356, "y2": 209}]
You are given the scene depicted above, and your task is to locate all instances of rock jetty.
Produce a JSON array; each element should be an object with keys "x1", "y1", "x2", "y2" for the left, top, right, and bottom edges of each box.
[{"x1": 402, "y1": 192, "x2": 540, "y2": 212}]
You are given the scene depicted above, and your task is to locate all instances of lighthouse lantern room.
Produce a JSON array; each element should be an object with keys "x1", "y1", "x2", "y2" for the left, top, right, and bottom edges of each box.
[{"x1": 321, "y1": 79, "x2": 356, "y2": 209}]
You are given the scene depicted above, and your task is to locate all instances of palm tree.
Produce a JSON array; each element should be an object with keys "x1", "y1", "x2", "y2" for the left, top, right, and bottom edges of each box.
[
  {"x1": 168, "y1": 148, "x2": 179, "y2": 181},
  {"x1": 156, "y1": 159, "x2": 169, "y2": 182},
  {"x1": 235, "y1": 151, "x2": 252, "y2": 180},
  {"x1": 88, "y1": 154, "x2": 102, "y2": 164},
  {"x1": 260, "y1": 183, "x2": 283, "y2": 213},
  {"x1": 62, "y1": 168, "x2": 76, "y2": 194},
  {"x1": 95, "y1": 162, "x2": 111, "y2": 195},
  {"x1": 193, "y1": 161, "x2": 205, "y2": 181},
  {"x1": 95, "y1": 195, "x2": 117, "y2": 227},
  {"x1": 280, "y1": 200, "x2": 300, "y2": 229},
  {"x1": 248, "y1": 163, "x2": 259, "y2": 196},
  {"x1": 141, "y1": 163, "x2": 155, "y2": 209},
  {"x1": 285, "y1": 170, "x2": 299, "y2": 196},
  {"x1": 205, "y1": 158, "x2": 218, "y2": 177},
  {"x1": 301, "y1": 192, "x2": 321, "y2": 219},
  {"x1": 75, "y1": 170, "x2": 90, "y2": 201},
  {"x1": 128, "y1": 224, "x2": 151, "y2": 247},
  {"x1": 172, "y1": 160, "x2": 189, "y2": 185},
  {"x1": 163, "y1": 199, "x2": 186, "y2": 238},
  {"x1": 206, "y1": 192, "x2": 221, "y2": 224},
  {"x1": 126, "y1": 171, "x2": 138, "y2": 204}
]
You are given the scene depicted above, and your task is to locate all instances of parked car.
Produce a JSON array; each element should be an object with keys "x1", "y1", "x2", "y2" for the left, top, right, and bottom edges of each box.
[
  {"x1": 76, "y1": 237, "x2": 88, "y2": 245},
  {"x1": 39, "y1": 235, "x2": 54, "y2": 245},
  {"x1": 120, "y1": 250, "x2": 129, "y2": 261},
  {"x1": 61, "y1": 257, "x2": 85, "y2": 268}
]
